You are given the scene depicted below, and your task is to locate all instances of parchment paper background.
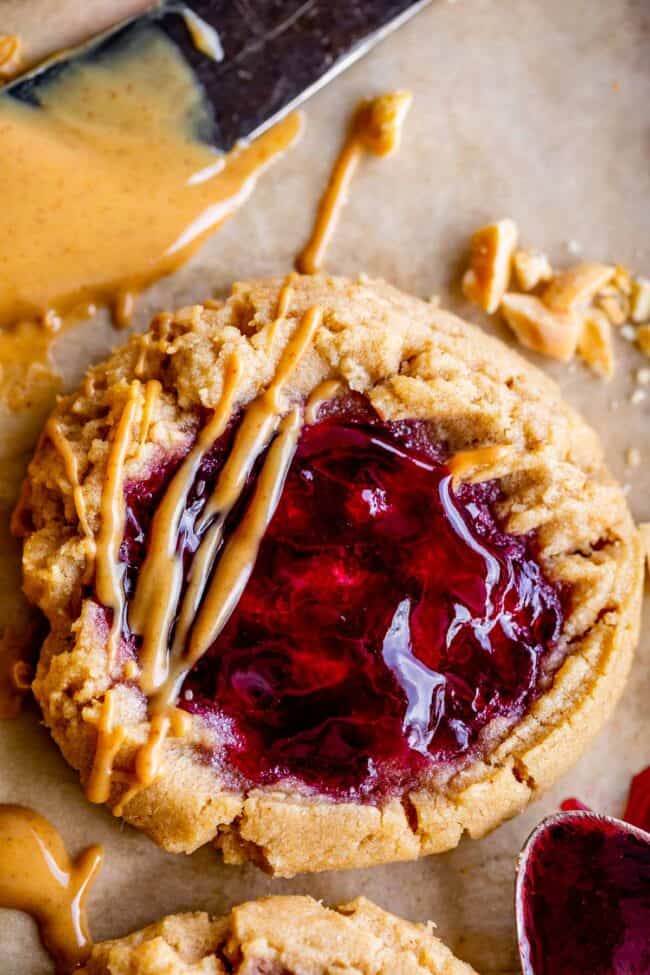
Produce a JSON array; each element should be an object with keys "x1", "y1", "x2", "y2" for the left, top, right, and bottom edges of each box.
[{"x1": 1, "y1": 2, "x2": 648, "y2": 972}]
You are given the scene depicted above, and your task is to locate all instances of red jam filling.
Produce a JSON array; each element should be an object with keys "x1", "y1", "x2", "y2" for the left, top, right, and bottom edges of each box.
[
  {"x1": 120, "y1": 395, "x2": 564, "y2": 801},
  {"x1": 625, "y1": 767, "x2": 650, "y2": 833},
  {"x1": 517, "y1": 813, "x2": 650, "y2": 975}
]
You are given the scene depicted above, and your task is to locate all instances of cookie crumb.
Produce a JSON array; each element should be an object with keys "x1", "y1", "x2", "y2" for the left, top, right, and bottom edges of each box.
[
  {"x1": 625, "y1": 447, "x2": 641, "y2": 468},
  {"x1": 567, "y1": 239, "x2": 583, "y2": 256},
  {"x1": 630, "y1": 388, "x2": 646, "y2": 406}
]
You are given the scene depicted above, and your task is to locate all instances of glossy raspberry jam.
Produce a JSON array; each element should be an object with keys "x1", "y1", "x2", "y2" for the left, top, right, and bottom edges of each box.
[
  {"x1": 121, "y1": 395, "x2": 564, "y2": 801},
  {"x1": 517, "y1": 813, "x2": 650, "y2": 975}
]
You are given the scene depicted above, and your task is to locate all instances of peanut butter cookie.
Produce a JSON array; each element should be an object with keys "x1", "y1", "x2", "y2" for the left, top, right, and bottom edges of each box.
[
  {"x1": 80, "y1": 896, "x2": 477, "y2": 975},
  {"x1": 16, "y1": 273, "x2": 642, "y2": 876}
]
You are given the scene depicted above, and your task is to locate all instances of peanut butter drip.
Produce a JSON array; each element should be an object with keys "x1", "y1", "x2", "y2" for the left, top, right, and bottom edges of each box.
[
  {"x1": 95, "y1": 383, "x2": 140, "y2": 668},
  {"x1": 129, "y1": 357, "x2": 242, "y2": 693},
  {"x1": 304, "y1": 379, "x2": 343, "y2": 424},
  {"x1": 138, "y1": 304, "x2": 322, "y2": 713},
  {"x1": 0, "y1": 27, "x2": 300, "y2": 406},
  {"x1": 0, "y1": 34, "x2": 21, "y2": 79},
  {"x1": 89, "y1": 304, "x2": 323, "y2": 812},
  {"x1": 46, "y1": 417, "x2": 96, "y2": 579},
  {"x1": 85, "y1": 689, "x2": 126, "y2": 805},
  {"x1": 0, "y1": 625, "x2": 35, "y2": 719},
  {"x1": 296, "y1": 91, "x2": 412, "y2": 274},
  {"x1": 447, "y1": 444, "x2": 514, "y2": 484},
  {"x1": 0, "y1": 805, "x2": 103, "y2": 972}
]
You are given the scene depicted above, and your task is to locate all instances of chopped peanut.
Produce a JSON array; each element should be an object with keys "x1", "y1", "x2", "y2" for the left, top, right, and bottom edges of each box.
[
  {"x1": 500, "y1": 293, "x2": 581, "y2": 362},
  {"x1": 631, "y1": 277, "x2": 650, "y2": 324},
  {"x1": 462, "y1": 219, "x2": 518, "y2": 314},
  {"x1": 613, "y1": 265, "x2": 633, "y2": 295},
  {"x1": 355, "y1": 90, "x2": 413, "y2": 156},
  {"x1": 513, "y1": 249, "x2": 552, "y2": 291},
  {"x1": 577, "y1": 310, "x2": 614, "y2": 380},
  {"x1": 595, "y1": 287, "x2": 630, "y2": 326},
  {"x1": 636, "y1": 324, "x2": 650, "y2": 357},
  {"x1": 543, "y1": 263, "x2": 615, "y2": 312}
]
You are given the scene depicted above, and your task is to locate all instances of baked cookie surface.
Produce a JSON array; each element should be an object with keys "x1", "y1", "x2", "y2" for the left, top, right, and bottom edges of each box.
[
  {"x1": 80, "y1": 895, "x2": 477, "y2": 975},
  {"x1": 16, "y1": 273, "x2": 642, "y2": 876}
]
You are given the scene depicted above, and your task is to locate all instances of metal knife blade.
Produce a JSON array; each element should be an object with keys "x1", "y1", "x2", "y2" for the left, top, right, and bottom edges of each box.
[{"x1": 4, "y1": 0, "x2": 430, "y2": 151}]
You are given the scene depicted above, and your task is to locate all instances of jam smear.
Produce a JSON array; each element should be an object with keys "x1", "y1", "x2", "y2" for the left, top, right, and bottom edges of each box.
[
  {"x1": 121, "y1": 395, "x2": 564, "y2": 801},
  {"x1": 517, "y1": 812, "x2": 650, "y2": 975},
  {"x1": 624, "y1": 767, "x2": 650, "y2": 833}
]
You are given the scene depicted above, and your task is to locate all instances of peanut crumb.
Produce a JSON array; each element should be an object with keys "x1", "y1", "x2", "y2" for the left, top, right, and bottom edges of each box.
[
  {"x1": 577, "y1": 310, "x2": 614, "y2": 379},
  {"x1": 543, "y1": 264, "x2": 615, "y2": 313},
  {"x1": 625, "y1": 447, "x2": 641, "y2": 468},
  {"x1": 636, "y1": 367, "x2": 650, "y2": 385},
  {"x1": 630, "y1": 388, "x2": 646, "y2": 406},
  {"x1": 595, "y1": 287, "x2": 629, "y2": 326},
  {"x1": 500, "y1": 293, "x2": 580, "y2": 362},
  {"x1": 513, "y1": 249, "x2": 552, "y2": 291},
  {"x1": 355, "y1": 90, "x2": 413, "y2": 157},
  {"x1": 621, "y1": 324, "x2": 637, "y2": 342},
  {"x1": 613, "y1": 265, "x2": 633, "y2": 295},
  {"x1": 631, "y1": 277, "x2": 650, "y2": 324},
  {"x1": 462, "y1": 219, "x2": 518, "y2": 314},
  {"x1": 637, "y1": 324, "x2": 650, "y2": 357}
]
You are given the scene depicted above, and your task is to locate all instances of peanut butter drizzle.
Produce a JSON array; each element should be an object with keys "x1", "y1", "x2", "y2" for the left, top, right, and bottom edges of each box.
[
  {"x1": 0, "y1": 804, "x2": 103, "y2": 972},
  {"x1": 0, "y1": 34, "x2": 22, "y2": 80},
  {"x1": 265, "y1": 272, "x2": 297, "y2": 351},
  {"x1": 46, "y1": 418, "x2": 96, "y2": 580},
  {"x1": 187, "y1": 406, "x2": 301, "y2": 658},
  {"x1": 137, "y1": 379, "x2": 162, "y2": 455},
  {"x1": 0, "y1": 625, "x2": 35, "y2": 719},
  {"x1": 95, "y1": 383, "x2": 140, "y2": 668},
  {"x1": 296, "y1": 91, "x2": 412, "y2": 274},
  {"x1": 304, "y1": 379, "x2": 343, "y2": 424},
  {"x1": 130, "y1": 356, "x2": 242, "y2": 693},
  {"x1": 447, "y1": 444, "x2": 514, "y2": 484},
  {"x1": 0, "y1": 27, "x2": 301, "y2": 405},
  {"x1": 89, "y1": 306, "x2": 322, "y2": 811},
  {"x1": 144, "y1": 305, "x2": 322, "y2": 712},
  {"x1": 85, "y1": 689, "x2": 126, "y2": 805}
]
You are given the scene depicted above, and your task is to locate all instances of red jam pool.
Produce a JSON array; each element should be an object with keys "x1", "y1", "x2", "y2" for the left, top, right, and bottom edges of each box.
[{"x1": 120, "y1": 395, "x2": 564, "y2": 800}]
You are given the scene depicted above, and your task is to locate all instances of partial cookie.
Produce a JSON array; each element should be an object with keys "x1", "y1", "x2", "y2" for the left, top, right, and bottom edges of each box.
[
  {"x1": 17, "y1": 273, "x2": 642, "y2": 875},
  {"x1": 80, "y1": 895, "x2": 477, "y2": 975}
]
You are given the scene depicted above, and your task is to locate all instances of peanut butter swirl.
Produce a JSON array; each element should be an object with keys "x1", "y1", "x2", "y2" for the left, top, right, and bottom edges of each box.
[
  {"x1": 0, "y1": 805, "x2": 103, "y2": 972},
  {"x1": 0, "y1": 27, "x2": 300, "y2": 408}
]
